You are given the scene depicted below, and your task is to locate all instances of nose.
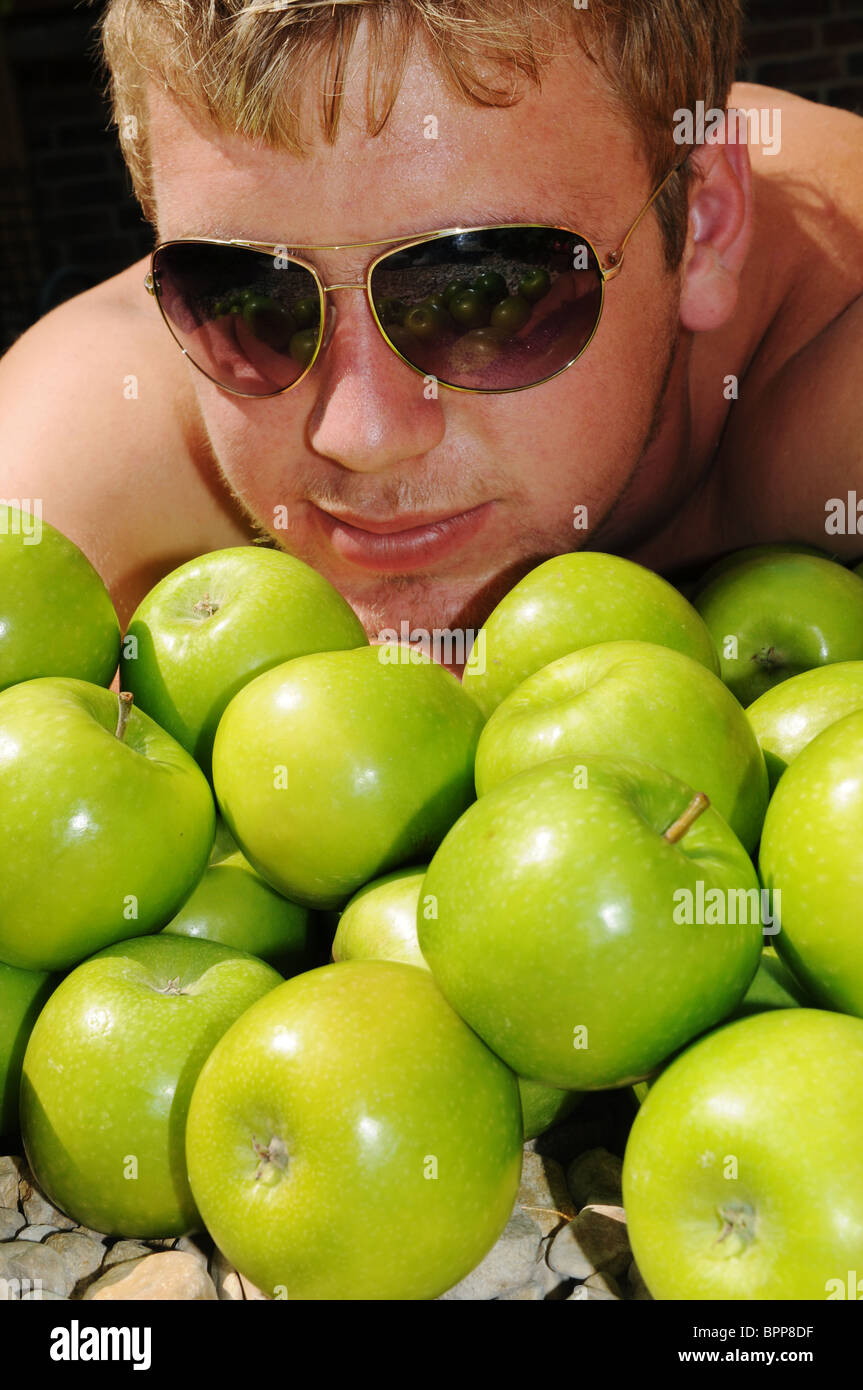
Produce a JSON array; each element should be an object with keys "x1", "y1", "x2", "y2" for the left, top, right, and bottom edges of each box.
[{"x1": 306, "y1": 287, "x2": 446, "y2": 474}]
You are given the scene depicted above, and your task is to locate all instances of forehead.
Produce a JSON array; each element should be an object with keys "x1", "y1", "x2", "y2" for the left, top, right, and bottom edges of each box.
[{"x1": 146, "y1": 33, "x2": 645, "y2": 250}]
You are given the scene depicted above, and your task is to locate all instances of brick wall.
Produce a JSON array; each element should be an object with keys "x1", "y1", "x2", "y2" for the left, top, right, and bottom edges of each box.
[
  {"x1": 738, "y1": 0, "x2": 863, "y2": 110},
  {"x1": 0, "y1": 8, "x2": 151, "y2": 351},
  {"x1": 1, "y1": 0, "x2": 862, "y2": 353}
]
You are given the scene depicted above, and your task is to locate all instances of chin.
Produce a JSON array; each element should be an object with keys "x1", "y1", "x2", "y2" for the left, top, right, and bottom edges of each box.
[
  {"x1": 338, "y1": 577, "x2": 493, "y2": 647},
  {"x1": 265, "y1": 517, "x2": 586, "y2": 643}
]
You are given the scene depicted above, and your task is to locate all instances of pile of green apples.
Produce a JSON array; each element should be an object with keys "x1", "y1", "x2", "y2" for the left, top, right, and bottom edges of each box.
[{"x1": 3, "y1": 505, "x2": 863, "y2": 1302}]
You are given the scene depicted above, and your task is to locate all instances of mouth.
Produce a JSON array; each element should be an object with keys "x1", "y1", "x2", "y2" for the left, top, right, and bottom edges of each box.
[{"x1": 309, "y1": 501, "x2": 494, "y2": 573}]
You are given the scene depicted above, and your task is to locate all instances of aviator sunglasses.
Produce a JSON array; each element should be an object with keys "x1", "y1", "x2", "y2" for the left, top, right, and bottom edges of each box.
[{"x1": 145, "y1": 160, "x2": 686, "y2": 398}]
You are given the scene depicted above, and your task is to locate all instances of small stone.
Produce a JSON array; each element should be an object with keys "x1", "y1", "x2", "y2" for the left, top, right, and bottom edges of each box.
[
  {"x1": 20, "y1": 1185, "x2": 76, "y2": 1231},
  {"x1": 517, "y1": 1151, "x2": 577, "y2": 1237},
  {"x1": 567, "y1": 1283, "x2": 619, "y2": 1301},
  {"x1": 0, "y1": 1156, "x2": 27, "y2": 1209},
  {"x1": 0, "y1": 1208, "x2": 25, "y2": 1240},
  {"x1": 175, "y1": 1232, "x2": 211, "y2": 1267},
  {"x1": 44, "y1": 1232, "x2": 105, "y2": 1293},
  {"x1": 209, "y1": 1246, "x2": 244, "y2": 1301},
  {"x1": 84, "y1": 1251, "x2": 218, "y2": 1301},
  {"x1": 72, "y1": 1226, "x2": 109, "y2": 1246},
  {"x1": 17, "y1": 1224, "x2": 60, "y2": 1243},
  {"x1": 566, "y1": 1148, "x2": 624, "y2": 1209},
  {"x1": 547, "y1": 1223, "x2": 593, "y2": 1280},
  {"x1": 142, "y1": 1236, "x2": 178, "y2": 1250},
  {"x1": 102, "y1": 1240, "x2": 154, "y2": 1270},
  {"x1": 495, "y1": 1279, "x2": 548, "y2": 1300},
  {"x1": 547, "y1": 1205, "x2": 630, "y2": 1281},
  {"x1": 626, "y1": 1259, "x2": 653, "y2": 1301},
  {"x1": 584, "y1": 1270, "x2": 623, "y2": 1298},
  {"x1": 0, "y1": 1240, "x2": 72, "y2": 1297},
  {"x1": 534, "y1": 1255, "x2": 571, "y2": 1299},
  {"x1": 439, "y1": 1210, "x2": 543, "y2": 1300}
]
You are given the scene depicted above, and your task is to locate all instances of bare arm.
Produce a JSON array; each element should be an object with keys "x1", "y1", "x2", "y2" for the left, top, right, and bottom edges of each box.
[
  {"x1": 719, "y1": 290, "x2": 863, "y2": 559},
  {"x1": 0, "y1": 272, "x2": 250, "y2": 625}
]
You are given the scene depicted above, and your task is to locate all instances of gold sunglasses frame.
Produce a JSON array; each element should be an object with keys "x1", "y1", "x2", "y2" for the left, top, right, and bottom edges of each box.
[{"x1": 144, "y1": 159, "x2": 685, "y2": 399}]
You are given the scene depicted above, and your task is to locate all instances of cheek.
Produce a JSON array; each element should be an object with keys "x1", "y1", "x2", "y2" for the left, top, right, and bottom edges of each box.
[
  {"x1": 466, "y1": 283, "x2": 676, "y2": 526},
  {"x1": 545, "y1": 270, "x2": 680, "y2": 501},
  {"x1": 191, "y1": 383, "x2": 309, "y2": 501}
]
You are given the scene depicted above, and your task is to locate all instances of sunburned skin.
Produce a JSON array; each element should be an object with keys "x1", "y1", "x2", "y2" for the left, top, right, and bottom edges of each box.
[{"x1": 0, "y1": 24, "x2": 861, "y2": 641}]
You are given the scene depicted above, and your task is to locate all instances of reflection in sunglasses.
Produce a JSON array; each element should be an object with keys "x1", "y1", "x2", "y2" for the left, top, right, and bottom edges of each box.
[{"x1": 151, "y1": 229, "x2": 606, "y2": 395}]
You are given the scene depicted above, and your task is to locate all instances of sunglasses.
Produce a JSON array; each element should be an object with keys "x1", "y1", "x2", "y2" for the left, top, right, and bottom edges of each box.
[{"x1": 145, "y1": 162, "x2": 684, "y2": 398}]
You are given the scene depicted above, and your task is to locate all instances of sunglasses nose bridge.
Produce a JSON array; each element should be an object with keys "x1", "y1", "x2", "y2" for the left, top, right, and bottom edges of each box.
[{"x1": 317, "y1": 282, "x2": 395, "y2": 363}]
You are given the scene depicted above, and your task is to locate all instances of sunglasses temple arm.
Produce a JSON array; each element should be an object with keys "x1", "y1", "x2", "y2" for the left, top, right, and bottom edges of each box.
[{"x1": 601, "y1": 156, "x2": 690, "y2": 279}]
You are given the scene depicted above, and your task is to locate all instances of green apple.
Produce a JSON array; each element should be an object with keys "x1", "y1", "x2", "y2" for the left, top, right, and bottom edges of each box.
[
  {"x1": 461, "y1": 551, "x2": 719, "y2": 717},
  {"x1": 689, "y1": 543, "x2": 835, "y2": 600},
  {"x1": 121, "y1": 546, "x2": 367, "y2": 775},
  {"x1": 732, "y1": 945, "x2": 811, "y2": 1019},
  {"x1": 185, "y1": 960, "x2": 524, "y2": 1300},
  {"x1": 213, "y1": 646, "x2": 485, "y2": 909},
  {"x1": 419, "y1": 755, "x2": 763, "y2": 1090},
  {"x1": 0, "y1": 962, "x2": 55, "y2": 1136},
  {"x1": 332, "y1": 865, "x2": 581, "y2": 1141},
  {"x1": 162, "y1": 818, "x2": 319, "y2": 976},
  {"x1": 0, "y1": 504, "x2": 119, "y2": 692},
  {"x1": 0, "y1": 678, "x2": 215, "y2": 971},
  {"x1": 631, "y1": 947, "x2": 810, "y2": 1108},
  {"x1": 20, "y1": 935, "x2": 281, "y2": 1237},
  {"x1": 517, "y1": 1080, "x2": 582, "y2": 1144},
  {"x1": 759, "y1": 708, "x2": 863, "y2": 1016},
  {"x1": 332, "y1": 867, "x2": 429, "y2": 968},
  {"x1": 675, "y1": 545, "x2": 832, "y2": 604},
  {"x1": 623, "y1": 1008, "x2": 863, "y2": 1298},
  {"x1": 747, "y1": 661, "x2": 863, "y2": 790},
  {"x1": 475, "y1": 640, "x2": 768, "y2": 854},
  {"x1": 693, "y1": 550, "x2": 863, "y2": 705}
]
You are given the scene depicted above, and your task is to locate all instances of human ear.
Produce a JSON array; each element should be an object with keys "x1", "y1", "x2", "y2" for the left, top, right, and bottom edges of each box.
[{"x1": 678, "y1": 135, "x2": 753, "y2": 334}]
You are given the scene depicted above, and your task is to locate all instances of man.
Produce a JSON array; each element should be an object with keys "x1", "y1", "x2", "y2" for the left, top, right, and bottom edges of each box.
[{"x1": 0, "y1": 0, "x2": 861, "y2": 643}]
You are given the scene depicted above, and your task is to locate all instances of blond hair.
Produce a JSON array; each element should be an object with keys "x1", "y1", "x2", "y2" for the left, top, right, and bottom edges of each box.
[{"x1": 96, "y1": 0, "x2": 742, "y2": 267}]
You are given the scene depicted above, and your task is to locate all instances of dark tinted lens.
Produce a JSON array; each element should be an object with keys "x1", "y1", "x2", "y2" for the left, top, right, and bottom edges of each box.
[
  {"x1": 152, "y1": 242, "x2": 322, "y2": 396},
  {"x1": 370, "y1": 227, "x2": 603, "y2": 390}
]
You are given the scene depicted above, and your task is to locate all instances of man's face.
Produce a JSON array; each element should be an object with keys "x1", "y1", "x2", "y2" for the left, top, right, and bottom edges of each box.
[{"x1": 146, "y1": 30, "x2": 682, "y2": 639}]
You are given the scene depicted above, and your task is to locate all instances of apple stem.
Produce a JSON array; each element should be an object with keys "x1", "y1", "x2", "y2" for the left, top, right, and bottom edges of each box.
[
  {"x1": 715, "y1": 1199, "x2": 756, "y2": 1252},
  {"x1": 252, "y1": 1135, "x2": 290, "y2": 1184},
  {"x1": 193, "y1": 592, "x2": 218, "y2": 619},
  {"x1": 753, "y1": 645, "x2": 780, "y2": 670},
  {"x1": 663, "y1": 791, "x2": 710, "y2": 844},
  {"x1": 114, "y1": 691, "x2": 134, "y2": 742}
]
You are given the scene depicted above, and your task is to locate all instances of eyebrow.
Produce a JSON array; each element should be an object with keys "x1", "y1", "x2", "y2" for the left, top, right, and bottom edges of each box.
[
  {"x1": 159, "y1": 185, "x2": 621, "y2": 250},
  {"x1": 163, "y1": 205, "x2": 618, "y2": 249}
]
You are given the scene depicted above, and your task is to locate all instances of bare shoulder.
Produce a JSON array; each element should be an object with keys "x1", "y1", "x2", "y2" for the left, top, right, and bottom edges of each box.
[
  {"x1": 713, "y1": 88, "x2": 863, "y2": 555},
  {"x1": 638, "y1": 89, "x2": 863, "y2": 569},
  {"x1": 733, "y1": 82, "x2": 863, "y2": 297},
  {"x1": 731, "y1": 80, "x2": 863, "y2": 189},
  {"x1": 716, "y1": 86, "x2": 863, "y2": 407},
  {"x1": 0, "y1": 255, "x2": 181, "y2": 407},
  {"x1": 0, "y1": 259, "x2": 252, "y2": 624}
]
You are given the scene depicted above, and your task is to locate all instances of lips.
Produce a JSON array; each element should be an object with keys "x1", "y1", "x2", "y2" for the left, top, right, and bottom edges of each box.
[{"x1": 310, "y1": 501, "x2": 494, "y2": 573}]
